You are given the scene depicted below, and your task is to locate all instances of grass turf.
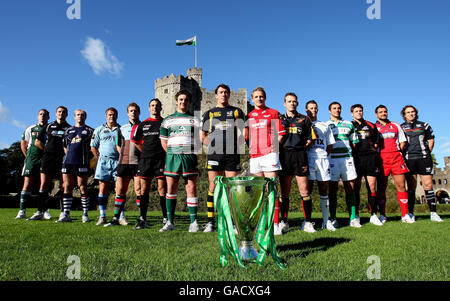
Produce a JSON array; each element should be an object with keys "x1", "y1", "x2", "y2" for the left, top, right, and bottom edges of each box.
[{"x1": 0, "y1": 208, "x2": 448, "y2": 281}]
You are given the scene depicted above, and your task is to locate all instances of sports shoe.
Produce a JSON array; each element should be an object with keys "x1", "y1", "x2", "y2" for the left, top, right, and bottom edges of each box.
[
  {"x1": 162, "y1": 218, "x2": 168, "y2": 225},
  {"x1": 159, "y1": 221, "x2": 175, "y2": 232},
  {"x1": 350, "y1": 218, "x2": 362, "y2": 228},
  {"x1": 15, "y1": 210, "x2": 26, "y2": 219},
  {"x1": 302, "y1": 221, "x2": 316, "y2": 233},
  {"x1": 355, "y1": 215, "x2": 360, "y2": 224},
  {"x1": 96, "y1": 216, "x2": 107, "y2": 226},
  {"x1": 379, "y1": 215, "x2": 387, "y2": 224},
  {"x1": 430, "y1": 212, "x2": 443, "y2": 222},
  {"x1": 134, "y1": 218, "x2": 149, "y2": 230},
  {"x1": 322, "y1": 220, "x2": 336, "y2": 231},
  {"x1": 189, "y1": 220, "x2": 200, "y2": 233},
  {"x1": 43, "y1": 210, "x2": 52, "y2": 220},
  {"x1": 27, "y1": 211, "x2": 43, "y2": 221},
  {"x1": 409, "y1": 213, "x2": 416, "y2": 222},
  {"x1": 370, "y1": 214, "x2": 383, "y2": 226},
  {"x1": 278, "y1": 220, "x2": 290, "y2": 233},
  {"x1": 274, "y1": 223, "x2": 283, "y2": 236},
  {"x1": 401, "y1": 214, "x2": 414, "y2": 224},
  {"x1": 104, "y1": 217, "x2": 120, "y2": 227},
  {"x1": 82, "y1": 214, "x2": 90, "y2": 223},
  {"x1": 55, "y1": 213, "x2": 71, "y2": 223},
  {"x1": 203, "y1": 221, "x2": 215, "y2": 232},
  {"x1": 119, "y1": 216, "x2": 128, "y2": 226},
  {"x1": 330, "y1": 218, "x2": 339, "y2": 229}
]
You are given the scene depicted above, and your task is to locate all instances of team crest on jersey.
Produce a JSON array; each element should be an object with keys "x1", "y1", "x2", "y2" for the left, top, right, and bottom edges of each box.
[
  {"x1": 82, "y1": 130, "x2": 87, "y2": 135},
  {"x1": 251, "y1": 113, "x2": 258, "y2": 116},
  {"x1": 227, "y1": 111, "x2": 233, "y2": 117}
]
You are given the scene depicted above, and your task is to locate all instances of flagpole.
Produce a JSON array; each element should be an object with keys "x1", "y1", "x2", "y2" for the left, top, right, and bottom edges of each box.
[{"x1": 195, "y1": 36, "x2": 197, "y2": 68}]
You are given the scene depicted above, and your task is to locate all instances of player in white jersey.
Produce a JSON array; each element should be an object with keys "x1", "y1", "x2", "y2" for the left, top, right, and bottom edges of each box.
[{"x1": 305, "y1": 100, "x2": 336, "y2": 231}]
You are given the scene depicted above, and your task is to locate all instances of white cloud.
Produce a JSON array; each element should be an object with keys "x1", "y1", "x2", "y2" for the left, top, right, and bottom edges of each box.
[
  {"x1": 0, "y1": 101, "x2": 9, "y2": 122},
  {"x1": 0, "y1": 142, "x2": 10, "y2": 149},
  {"x1": 440, "y1": 142, "x2": 450, "y2": 154},
  {"x1": 0, "y1": 101, "x2": 26, "y2": 129},
  {"x1": 11, "y1": 119, "x2": 26, "y2": 129},
  {"x1": 81, "y1": 37, "x2": 123, "y2": 77}
]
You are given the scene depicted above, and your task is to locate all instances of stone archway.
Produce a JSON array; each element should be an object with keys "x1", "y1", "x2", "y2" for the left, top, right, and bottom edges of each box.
[{"x1": 436, "y1": 189, "x2": 449, "y2": 204}]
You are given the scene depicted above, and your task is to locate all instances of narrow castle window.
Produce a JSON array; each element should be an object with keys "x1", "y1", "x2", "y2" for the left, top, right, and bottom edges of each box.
[
  {"x1": 439, "y1": 179, "x2": 442, "y2": 185},
  {"x1": 444, "y1": 179, "x2": 447, "y2": 185},
  {"x1": 164, "y1": 89, "x2": 168, "y2": 94}
]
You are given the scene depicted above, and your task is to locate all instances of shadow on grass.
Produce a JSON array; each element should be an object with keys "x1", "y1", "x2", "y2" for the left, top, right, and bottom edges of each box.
[{"x1": 277, "y1": 237, "x2": 351, "y2": 259}]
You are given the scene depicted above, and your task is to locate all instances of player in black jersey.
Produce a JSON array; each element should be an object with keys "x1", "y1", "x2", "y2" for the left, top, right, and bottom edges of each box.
[
  {"x1": 278, "y1": 92, "x2": 314, "y2": 234},
  {"x1": 28, "y1": 106, "x2": 71, "y2": 221},
  {"x1": 401, "y1": 105, "x2": 443, "y2": 222},
  {"x1": 351, "y1": 104, "x2": 383, "y2": 226},
  {"x1": 131, "y1": 98, "x2": 167, "y2": 230},
  {"x1": 200, "y1": 84, "x2": 246, "y2": 232},
  {"x1": 58, "y1": 109, "x2": 94, "y2": 223}
]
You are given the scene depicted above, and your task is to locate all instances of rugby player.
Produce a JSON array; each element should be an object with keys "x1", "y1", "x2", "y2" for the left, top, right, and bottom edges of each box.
[
  {"x1": 246, "y1": 87, "x2": 286, "y2": 177},
  {"x1": 131, "y1": 99, "x2": 167, "y2": 230},
  {"x1": 58, "y1": 110, "x2": 94, "y2": 223},
  {"x1": 375, "y1": 105, "x2": 413, "y2": 223},
  {"x1": 15, "y1": 109, "x2": 50, "y2": 219},
  {"x1": 351, "y1": 104, "x2": 383, "y2": 226},
  {"x1": 28, "y1": 106, "x2": 71, "y2": 221},
  {"x1": 159, "y1": 90, "x2": 202, "y2": 232},
  {"x1": 326, "y1": 102, "x2": 361, "y2": 228},
  {"x1": 277, "y1": 93, "x2": 314, "y2": 234},
  {"x1": 401, "y1": 105, "x2": 443, "y2": 222},
  {"x1": 200, "y1": 84, "x2": 246, "y2": 233},
  {"x1": 105, "y1": 103, "x2": 142, "y2": 227},
  {"x1": 91, "y1": 107, "x2": 120, "y2": 226},
  {"x1": 305, "y1": 100, "x2": 337, "y2": 231}
]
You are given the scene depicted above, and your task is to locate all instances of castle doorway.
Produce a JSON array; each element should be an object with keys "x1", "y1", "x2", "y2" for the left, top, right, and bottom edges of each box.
[{"x1": 436, "y1": 190, "x2": 449, "y2": 204}]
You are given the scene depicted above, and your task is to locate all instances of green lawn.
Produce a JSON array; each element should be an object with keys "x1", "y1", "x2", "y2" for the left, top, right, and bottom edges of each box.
[{"x1": 0, "y1": 208, "x2": 448, "y2": 281}]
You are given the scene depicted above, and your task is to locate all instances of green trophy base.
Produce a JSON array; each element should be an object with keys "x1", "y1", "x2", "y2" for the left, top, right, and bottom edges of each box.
[{"x1": 239, "y1": 241, "x2": 259, "y2": 262}]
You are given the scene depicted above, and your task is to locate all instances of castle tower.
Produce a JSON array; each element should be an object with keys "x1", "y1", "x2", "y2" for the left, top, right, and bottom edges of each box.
[{"x1": 186, "y1": 67, "x2": 202, "y2": 87}]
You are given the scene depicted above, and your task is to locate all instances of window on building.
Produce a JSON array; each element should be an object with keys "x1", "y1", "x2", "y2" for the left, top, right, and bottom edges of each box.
[
  {"x1": 433, "y1": 180, "x2": 436, "y2": 185},
  {"x1": 164, "y1": 89, "x2": 168, "y2": 94},
  {"x1": 439, "y1": 179, "x2": 442, "y2": 185},
  {"x1": 444, "y1": 179, "x2": 448, "y2": 185},
  {"x1": 420, "y1": 181, "x2": 422, "y2": 186}
]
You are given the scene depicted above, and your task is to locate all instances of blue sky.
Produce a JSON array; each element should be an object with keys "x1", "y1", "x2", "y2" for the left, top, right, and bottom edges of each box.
[{"x1": 0, "y1": 0, "x2": 449, "y2": 166}]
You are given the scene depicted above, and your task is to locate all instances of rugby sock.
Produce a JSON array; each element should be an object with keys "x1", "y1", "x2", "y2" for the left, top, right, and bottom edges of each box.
[
  {"x1": 329, "y1": 193, "x2": 337, "y2": 220},
  {"x1": 354, "y1": 193, "x2": 360, "y2": 216},
  {"x1": 425, "y1": 190, "x2": 437, "y2": 212},
  {"x1": 280, "y1": 197, "x2": 290, "y2": 222},
  {"x1": 114, "y1": 195, "x2": 126, "y2": 218},
  {"x1": 62, "y1": 193, "x2": 73, "y2": 215},
  {"x1": 407, "y1": 190, "x2": 416, "y2": 216},
  {"x1": 98, "y1": 194, "x2": 109, "y2": 218},
  {"x1": 81, "y1": 194, "x2": 89, "y2": 215},
  {"x1": 166, "y1": 194, "x2": 177, "y2": 223},
  {"x1": 377, "y1": 192, "x2": 386, "y2": 216},
  {"x1": 274, "y1": 198, "x2": 280, "y2": 224},
  {"x1": 139, "y1": 194, "x2": 149, "y2": 221},
  {"x1": 319, "y1": 195, "x2": 329, "y2": 224},
  {"x1": 397, "y1": 191, "x2": 409, "y2": 217},
  {"x1": 346, "y1": 194, "x2": 356, "y2": 220},
  {"x1": 159, "y1": 195, "x2": 167, "y2": 219},
  {"x1": 206, "y1": 191, "x2": 215, "y2": 224},
  {"x1": 136, "y1": 195, "x2": 141, "y2": 209},
  {"x1": 37, "y1": 190, "x2": 48, "y2": 213},
  {"x1": 301, "y1": 196, "x2": 312, "y2": 222},
  {"x1": 187, "y1": 197, "x2": 198, "y2": 223},
  {"x1": 20, "y1": 191, "x2": 31, "y2": 211},
  {"x1": 368, "y1": 192, "x2": 378, "y2": 215}
]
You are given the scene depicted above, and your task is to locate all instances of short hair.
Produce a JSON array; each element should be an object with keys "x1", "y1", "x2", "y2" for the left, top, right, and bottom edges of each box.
[
  {"x1": 305, "y1": 100, "x2": 318, "y2": 109},
  {"x1": 284, "y1": 92, "x2": 298, "y2": 102},
  {"x1": 39, "y1": 109, "x2": 49, "y2": 116},
  {"x1": 149, "y1": 98, "x2": 162, "y2": 107},
  {"x1": 375, "y1": 104, "x2": 387, "y2": 113},
  {"x1": 215, "y1": 84, "x2": 230, "y2": 94},
  {"x1": 75, "y1": 109, "x2": 86, "y2": 116},
  {"x1": 105, "y1": 107, "x2": 118, "y2": 115},
  {"x1": 401, "y1": 105, "x2": 418, "y2": 121},
  {"x1": 350, "y1": 104, "x2": 363, "y2": 112},
  {"x1": 328, "y1": 101, "x2": 341, "y2": 111},
  {"x1": 56, "y1": 106, "x2": 68, "y2": 113},
  {"x1": 175, "y1": 89, "x2": 192, "y2": 102},
  {"x1": 126, "y1": 102, "x2": 140, "y2": 114},
  {"x1": 251, "y1": 86, "x2": 266, "y2": 98}
]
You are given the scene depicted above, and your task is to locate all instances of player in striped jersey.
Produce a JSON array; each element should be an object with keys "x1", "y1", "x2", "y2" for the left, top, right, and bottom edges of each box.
[{"x1": 326, "y1": 102, "x2": 361, "y2": 228}]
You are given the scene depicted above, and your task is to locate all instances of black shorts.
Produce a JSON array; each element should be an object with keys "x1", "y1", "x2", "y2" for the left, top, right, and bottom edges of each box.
[
  {"x1": 206, "y1": 154, "x2": 241, "y2": 172},
  {"x1": 116, "y1": 164, "x2": 139, "y2": 178},
  {"x1": 279, "y1": 149, "x2": 309, "y2": 177},
  {"x1": 62, "y1": 164, "x2": 90, "y2": 176},
  {"x1": 137, "y1": 157, "x2": 165, "y2": 179},
  {"x1": 40, "y1": 153, "x2": 64, "y2": 177},
  {"x1": 406, "y1": 157, "x2": 433, "y2": 175},
  {"x1": 354, "y1": 153, "x2": 380, "y2": 177}
]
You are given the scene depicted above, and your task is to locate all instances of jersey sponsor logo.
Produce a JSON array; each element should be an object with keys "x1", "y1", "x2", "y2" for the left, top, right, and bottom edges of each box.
[
  {"x1": 215, "y1": 122, "x2": 232, "y2": 130},
  {"x1": 78, "y1": 168, "x2": 88, "y2": 172},
  {"x1": 313, "y1": 138, "x2": 325, "y2": 145},
  {"x1": 251, "y1": 113, "x2": 258, "y2": 117},
  {"x1": 288, "y1": 127, "x2": 298, "y2": 134},
  {"x1": 208, "y1": 160, "x2": 219, "y2": 166},
  {"x1": 263, "y1": 114, "x2": 271, "y2": 118},
  {"x1": 103, "y1": 129, "x2": 110, "y2": 134},
  {"x1": 250, "y1": 120, "x2": 268, "y2": 129},
  {"x1": 82, "y1": 130, "x2": 87, "y2": 135},
  {"x1": 71, "y1": 137, "x2": 82, "y2": 144},
  {"x1": 212, "y1": 112, "x2": 222, "y2": 117},
  {"x1": 227, "y1": 111, "x2": 233, "y2": 117},
  {"x1": 381, "y1": 132, "x2": 395, "y2": 139}
]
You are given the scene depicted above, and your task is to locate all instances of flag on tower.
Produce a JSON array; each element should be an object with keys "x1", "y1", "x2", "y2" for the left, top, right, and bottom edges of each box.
[{"x1": 176, "y1": 36, "x2": 196, "y2": 46}]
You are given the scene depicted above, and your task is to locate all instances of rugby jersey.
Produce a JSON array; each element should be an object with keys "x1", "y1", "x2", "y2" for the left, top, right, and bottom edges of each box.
[
  {"x1": 401, "y1": 120, "x2": 434, "y2": 160},
  {"x1": 63, "y1": 125, "x2": 94, "y2": 165},
  {"x1": 131, "y1": 117, "x2": 165, "y2": 159},
  {"x1": 352, "y1": 119, "x2": 380, "y2": 156},
  {"x1": 90, "y1": 124, "x2": 120, "y2": 158},
  {"x1": 22, "y1": 123, "x2": 45, "y2": 160},
  {"x1": 307, "y1": 120, "x2": 335, "y2": 159},
  {"x1": 37, "y1": 121, "x2": 71, "y2": 156},
  {"x1": 280, "y1": 112, "x2": 314, "y2": 151},
  {"x1": 375, "y1": 120, "x2": 406, "y2": 154},
  {"x1": 326, "y1": 118, "x2": 359, "y2": 158},
  {"x1": 160, "y1": 111, "x2": 200, "y2": 155},
  {"x1": 117, "y1": 121, "x2": 141, "y2": 164}
]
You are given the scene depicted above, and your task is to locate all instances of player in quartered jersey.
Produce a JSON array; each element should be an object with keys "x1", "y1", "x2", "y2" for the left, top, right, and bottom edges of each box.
[
  {"x1": 375, "y1": 104, "x2": 413, "y2": 224},
  {"x1": 305, "y1": 100, "x2": 336, "y2": 232},
  {"x1": 15, "y1": 109, "x2": 50, "y2": 220},
  {"x1": 104, "y1": 103, "x2": 142, "y2": 227},
  {"x1": 401, "y1": 105, "x2": 443, "y2": 222},
  {"x1": 58, "y1": 109, "x2": 94, "y2": 223},
  {"x1": 159, "y1": 90, "x2": 202, "y2": 233},
  {"x1": 28, "y1": 106, "x2": 71, "y2": 221},
  {"x1": 90, "y1": 107, "x2": 120, "y2": 226},
  {"x1": 326, "y1": 102, "x2": 361, "y2": 228}
]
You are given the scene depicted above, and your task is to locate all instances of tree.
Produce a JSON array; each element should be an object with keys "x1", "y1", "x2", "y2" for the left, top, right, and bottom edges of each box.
[{"x1": 0, "y1": 142, "x2": 24, "y2": 194}]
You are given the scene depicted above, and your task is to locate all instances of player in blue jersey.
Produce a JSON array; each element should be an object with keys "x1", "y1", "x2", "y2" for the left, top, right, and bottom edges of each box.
[
  {"x1": 57, "y1": 109, "x2": 94, "y2": 223},
  {"x1": 91, "y1": 107, "x2": 120, "y2": 225}
]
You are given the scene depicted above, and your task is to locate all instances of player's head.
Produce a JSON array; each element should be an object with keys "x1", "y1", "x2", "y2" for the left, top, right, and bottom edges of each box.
[
  {"x1": 351, "y1": 104, "x2": 364, "y2": 121},
  {"x1": 74, "y1": 109, "x2": 87, "y2": 124},
  {"x1": 215, "y1": 84, "x2": 231, "y2": 107},
  {"x1": 305, "y1": 100, "x2": 318, "y2": 120},
  {"x1": 38, "y1": 109, "x2": 50, "y2": 125},
  {"x1": 375, "y1": 104, "x2": 388, "y2": 121},
  {"x1": 401, "y1": 105, "x2": 418, "y2": 122},
  {"x1": 149, "y1": 98, "x2": 162, "y2": 117},
  {"x1": 105, "y1": 107, "x2": 118, "y2": 124},
  {"x1": 175, "y1": 89, "x2": 192, "y2": 112},
  {"x1": 127, "y1": 102, "x2": 140, "y2": 122},
  {"x1": 251, "y1": 87, "x2": 266, "y2": 109},
  {"x1": 284, "y1": 92, "x2": 298, "y2": 112},
  {"x1": 328, "y1": 101, "x2": 341, "y2": 119},
  {"x1": 56, "y1": 106, "x2": 68, "y2": 121}
]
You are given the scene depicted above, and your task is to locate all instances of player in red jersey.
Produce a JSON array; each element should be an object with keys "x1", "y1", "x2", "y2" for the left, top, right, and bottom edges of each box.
[{"x1": 375, "y1": 105, "x2": 413, "y2": 223}]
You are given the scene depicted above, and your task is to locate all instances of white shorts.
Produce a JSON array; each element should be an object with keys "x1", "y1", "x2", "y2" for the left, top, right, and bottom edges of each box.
[
  {"x1": 308, "y1": 157, "x2": 331, "y2": 182},
  {"x1": 330, "y1": 157, "x2": 357, "y2": 182},
  {"x1": 249, "y1": 152, "x2": 281, "y2": 174}
]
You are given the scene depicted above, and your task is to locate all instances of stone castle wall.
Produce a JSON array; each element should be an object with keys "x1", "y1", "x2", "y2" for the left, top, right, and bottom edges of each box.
[{"x1": 415, "y1": 156, "x2": 450, "y2": 202}]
